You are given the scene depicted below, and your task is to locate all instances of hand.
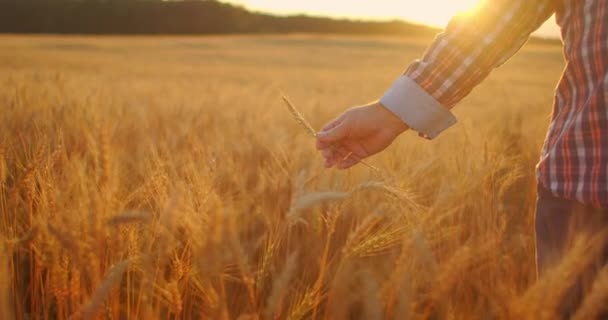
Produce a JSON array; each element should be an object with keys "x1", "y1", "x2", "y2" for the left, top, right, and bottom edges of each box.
[{"x1": 316, "y1": 101, "x2": 409, "y2": 169}]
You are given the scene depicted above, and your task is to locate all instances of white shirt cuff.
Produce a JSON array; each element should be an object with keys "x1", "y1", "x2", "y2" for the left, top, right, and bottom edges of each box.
[{"x1": 380, "y1": 76, "x2": 457, "y2": 139}]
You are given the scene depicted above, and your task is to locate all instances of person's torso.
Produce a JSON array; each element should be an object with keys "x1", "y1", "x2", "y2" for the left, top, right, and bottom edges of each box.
[{"x1": 537, "y1": 0, "x2": 608, "y2": 207}]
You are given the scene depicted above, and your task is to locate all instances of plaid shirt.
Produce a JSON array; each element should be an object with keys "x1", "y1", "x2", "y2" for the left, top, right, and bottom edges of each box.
[{"x1": 381, "y1": 0, "x2": 608, "y2": 207}]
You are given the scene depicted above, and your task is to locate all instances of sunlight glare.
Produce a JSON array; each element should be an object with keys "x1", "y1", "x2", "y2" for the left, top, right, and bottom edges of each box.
[{"x1": 226, "y1": 0, "x2": 483, "y2": 27}]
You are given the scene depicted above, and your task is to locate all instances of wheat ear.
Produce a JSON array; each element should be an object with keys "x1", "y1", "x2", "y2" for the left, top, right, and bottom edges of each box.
[
  {"x1": 281, "y1": 95, "x2": 380, "y2": 172},
  {"x1": 282, "y1": 96, "x2": 317, "y2": 137}
]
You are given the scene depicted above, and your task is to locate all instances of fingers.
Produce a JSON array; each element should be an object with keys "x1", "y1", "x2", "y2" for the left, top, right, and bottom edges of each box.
[
  {"x1": 321, "y1": 148, "x2": 334, "y2": 166},
  {"x1": 315, "y1": 110, "x2": 366, "y2": 169},
  {"x1": 337, "y1": 155, "x2": 360, "y2": 169},
  {"x1": 336, "y1": 145, "x2": 364, "y2": 169},
  {"x1": 316, "y1": 118, "x2": 349, "y2": 150},
  {"x1": 321, "y1": 145, "x2": 363, "y2": 169},
  {"x1": 324, "y1": 146, "x2": 349, "y2": 168},
  {"x1": 317, "y1": 121, "x2": 349, "y2": 146},
  {"x1": 316, "y1": 139, "x2": 332, "y2": 150},
  {"x1": 320, "y1": 113, "x2": 346, "y2": 132},
  {"x1": 324, "y1": 157, "x2": 334, "y2": 168},
  {"x1": 321, "y1": 147, "x2": 340, "y2": 168},
  {"x1": 343, "y1": 140, "x2": 371, "y2": 161}
]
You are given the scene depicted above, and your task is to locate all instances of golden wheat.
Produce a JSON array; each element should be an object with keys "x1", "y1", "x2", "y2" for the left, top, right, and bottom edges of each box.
[
  {"x1": 0, "y1": 240, "x2": 14, "y2": 320},
  {"x1": 573, "y1": 265, "x2": 608, "y2": 320},
  {"x1": 1, "y1": 34, "x2": 604, "y2": 320},
  {"x1": 78, "y1": 259, "x2": 130, "y2": 319},
  {"x1": 282, "y1": 95, "x2": 318, "y2": 138}
]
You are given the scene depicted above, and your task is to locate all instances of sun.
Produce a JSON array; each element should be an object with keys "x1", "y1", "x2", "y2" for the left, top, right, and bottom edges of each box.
[{"x1": 398, "y1": 0, "x2": 483, "y2": 27}]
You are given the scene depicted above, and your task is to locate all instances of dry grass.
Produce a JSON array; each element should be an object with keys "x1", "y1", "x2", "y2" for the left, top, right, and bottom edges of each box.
[{"x1": 0, "y1": 34, "x2": 604, "y2": 319}]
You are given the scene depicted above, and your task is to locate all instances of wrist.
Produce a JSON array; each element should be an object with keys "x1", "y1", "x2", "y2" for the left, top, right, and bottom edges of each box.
[{"x1": 375, "y1": 101, "x2": 409, "y2": 135}]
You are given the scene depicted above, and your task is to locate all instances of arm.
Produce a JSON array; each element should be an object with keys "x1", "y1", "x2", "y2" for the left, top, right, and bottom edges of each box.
[
  {"x1": 317, "y1": 0, "x2": 556, "y2": 169},
  {"x1": 382, "y1": 0, "x2": 556, "y2": 138}
]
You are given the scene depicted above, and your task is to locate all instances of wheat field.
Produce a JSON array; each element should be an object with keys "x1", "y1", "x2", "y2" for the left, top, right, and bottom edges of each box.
[{"x1": 2, "y1": 34, "x2": 602, "y2": 320}]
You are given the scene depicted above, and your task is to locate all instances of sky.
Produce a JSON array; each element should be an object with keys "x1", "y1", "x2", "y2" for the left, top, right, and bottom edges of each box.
[{"x1": 224, "y1": 0, "x2": 560, "y2": 38}]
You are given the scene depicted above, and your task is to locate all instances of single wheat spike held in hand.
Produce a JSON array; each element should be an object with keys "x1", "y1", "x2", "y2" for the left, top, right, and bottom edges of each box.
[
  {"x1": 282, "y1": 95, "x2": 380, "y2": 172},
  {"x1": 282, "y1": 95, "x2": 317, "y2": 138}
]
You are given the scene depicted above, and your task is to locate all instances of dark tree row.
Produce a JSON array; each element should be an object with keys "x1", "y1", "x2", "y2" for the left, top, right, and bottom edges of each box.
[{"x1": 0, "y1": 0, "x2": 437, "y2": 35}]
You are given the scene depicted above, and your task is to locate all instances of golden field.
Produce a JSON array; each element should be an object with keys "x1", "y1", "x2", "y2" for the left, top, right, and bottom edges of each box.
[{"x1": 2, "y1": 35, "x2": 599, "y2": 319}]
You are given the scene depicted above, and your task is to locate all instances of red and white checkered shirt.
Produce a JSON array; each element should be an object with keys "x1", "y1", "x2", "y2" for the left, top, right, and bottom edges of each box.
[{"x1": 381, "y1": 0, "x2": 608, "y2": 207}]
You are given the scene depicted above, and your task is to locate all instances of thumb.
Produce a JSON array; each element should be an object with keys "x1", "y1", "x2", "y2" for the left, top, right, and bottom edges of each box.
[{"x1": 317, "y1": 121, "x2": 349, "y2": 143}]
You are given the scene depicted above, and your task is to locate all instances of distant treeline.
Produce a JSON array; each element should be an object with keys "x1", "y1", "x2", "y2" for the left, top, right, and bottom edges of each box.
[{"x1": 0, "y1": 0, "x2": 438, "y2": 36}]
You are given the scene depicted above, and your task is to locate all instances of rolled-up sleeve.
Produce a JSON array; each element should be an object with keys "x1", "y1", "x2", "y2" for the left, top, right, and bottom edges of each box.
[{"x1": 380, "y1": 76, "x2": 456, "y2": 139}]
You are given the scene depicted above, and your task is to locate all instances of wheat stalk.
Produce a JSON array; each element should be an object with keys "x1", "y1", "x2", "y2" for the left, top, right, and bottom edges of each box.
[
  {"x1": 287, "y1": 286, "x2": 319, "y2": 320},
  {"x1": 0, "y1": 146, "x2": 6, "y2": 188},
  {"x1": 572, "y1": 265, "x2": 608, "y2": 320},
  {"x1": 281, "y1": 95, "x2": 380, "y2": 172},
  {"x1": 287, "y1": 179, "x2": 420, "y2": 227},
  {"x1": 74, "y1": 259, "x2": 130, "y2": 319},
  {"x1": 265, "y1": 251, "x2": 298, "y2": 319},
  {"x1": 0, "y1": 240, "x2": 14, "y2": 320}
]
